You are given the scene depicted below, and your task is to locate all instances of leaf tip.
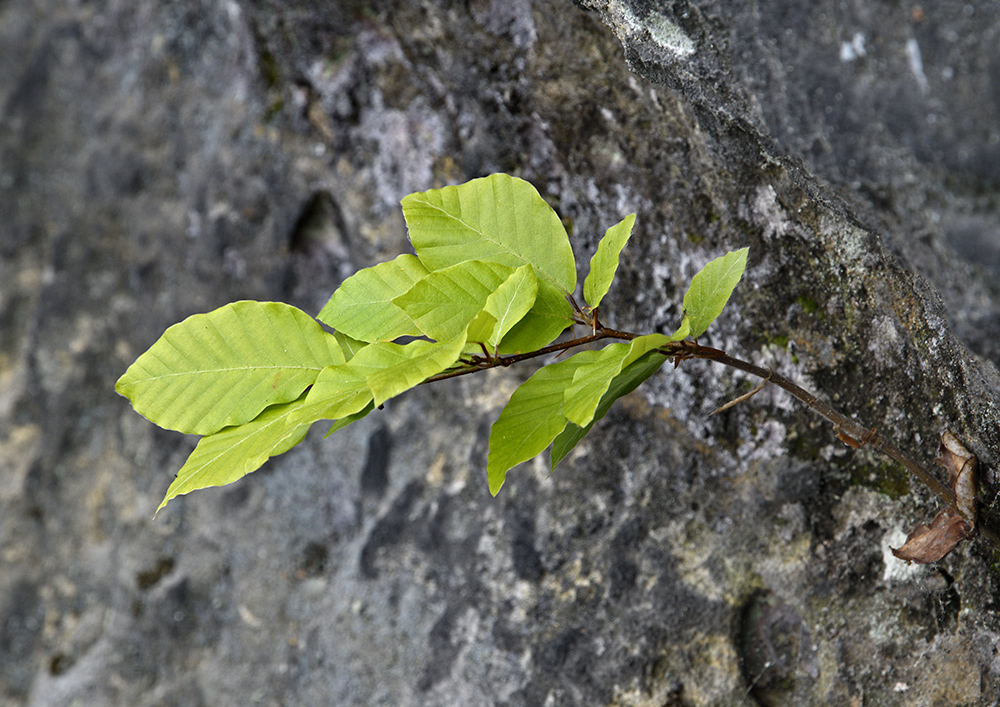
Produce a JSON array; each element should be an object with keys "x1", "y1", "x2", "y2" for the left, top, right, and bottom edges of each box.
[
  {"x1": 153, "y1": 495, "x2": 172, "y2": 518},
  {"x1": 486, "y1": 452, "x2": 508, "y2": 497},
  {"x1": 488, "y1": 473, "x2": 505, "y2": 497}
]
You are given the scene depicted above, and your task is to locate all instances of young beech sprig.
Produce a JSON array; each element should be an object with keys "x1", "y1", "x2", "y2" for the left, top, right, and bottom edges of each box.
[{"x1": 116, "y1": 173, "x2": 988, "y2": 561}]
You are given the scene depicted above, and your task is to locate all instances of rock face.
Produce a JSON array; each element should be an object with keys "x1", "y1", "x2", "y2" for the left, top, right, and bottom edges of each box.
[{"x1": 1, "y1": 1, "x2": 999, "y2": 705}]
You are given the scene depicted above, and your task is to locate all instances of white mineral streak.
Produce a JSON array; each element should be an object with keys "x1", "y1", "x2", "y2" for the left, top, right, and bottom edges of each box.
[
  {"x1": 906, "y1": 38, "x2": 929, "y2": 93},
  {"x1": 610, "y1": 0, "x2": 696, "y2": 58}
]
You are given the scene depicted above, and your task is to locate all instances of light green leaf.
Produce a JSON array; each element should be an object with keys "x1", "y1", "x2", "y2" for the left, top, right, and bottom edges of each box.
[
  {"x1": 325, "y1": 400, "x2": 376, "y2": 437},
  {"x1": 157, "y1": 393, "x2": 315, "y2": 513},
  {"x1": 333, "y1": 330, "x2": 368, "y2": 360},
  {"x1": 562, "y1": 334, "x2": 669, "y2": 427},
  {"x1": 158, "y1": 348, "x2": 393, "y2": 512},
  {"x1": 296, "y1": 335, "x2": 465, "y2": 428},
  {"x1": 583, "y1": 214, "x2": 635, "y2": 309},
  {"x1": 317, "y1": 254, "x2": 429, "y2": 341},
  {"x1": 669, "y1": 316, "x2": 691, "y2": 342},
  {"x1": 682, "y1": 247, "x2": 749, "y2": 338},
  {"x1": 465, "y1": 311, "x2": 498, "y2": 348},
  {"x1": 487, "y1": 350, "x2": 603, "y2": 495},
  {"x1": 353, "y1": 335, "x2": 468, "y2": 407},
  {"x1": 551, "y1": 349, "x2": 669, "y2": 469},
  {"x1": 298, "y1": 363, "x2": 375, "y2": 424},
  {"x1": 391, "y1": 260, "x2": 514, "y2": 341},
  {"x1": 495, "y1": 279, "x2": 575, "y2": 354},
  {"x1": 115, "y1": 301, "x2": 344, "y2": 436},
  {"x1": 401, "y1": 173, "x2": 576, "y2": 294},
  {"x1": 484, "y1": 265, "x2": 538, "y2": 349}
]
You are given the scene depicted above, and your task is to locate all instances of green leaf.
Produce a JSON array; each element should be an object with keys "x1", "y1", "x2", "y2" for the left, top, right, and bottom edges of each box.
[
  {"x1": 298, "y1": 363, "x2": 374, "y2": 423},
  {"x1": 495, "y1": 279, "x2": 574, "y2": 354},
  {"x1": 465, "y1": 310, "x2": 498, "y2": 348},
  {"x1": 682, "y1": 247, "x2": 749, "y2": 338},
  {"x1": 325, "y1": 400, "x2": 375, "y2": 437},
  {"x1": 333, "y1": 330, "x2": 368, "y2": 360},
  {"x1": 487, "y1": 350, "x2": 603, "y2": 495},
  {"x1": 584, "y1": 214, "x2": 635, "y2": 309},
  {"x1": 317, "y1": 254, "x2": 429, "y2": 342},
  {"x1": 391, "y1": 260, "x2": 514, "y2": 341},
  {"x1": 157, "y1": 393, "x2": 315, "y2": 513},
  {"x1": 562, "y1": 334, "x2": 668, "y2": 427},
  {"x1": 669, "y1": 316, "x2": 691, "y2": 342},
  {"x1": 296, "y1": 334, "x2": 466, "y2": 433},
  {"x1": 115, "y1": 301, "x2": 344, "y2": 436},
  {"x1": 352, "y1": 335, "x2": 468, "y2": 407},
  {"x1": 401, "y1": 173, "x2": 577, "y2": 294},
  {"x1": 158, "y1": 345, "x2": 399, "y2": 512},
  {"x1": 551, "y1": 349, "x2": 669, "y2": 469},
  {"x1": 483, "y1": 265, "x2": 538, "y2": 349}
]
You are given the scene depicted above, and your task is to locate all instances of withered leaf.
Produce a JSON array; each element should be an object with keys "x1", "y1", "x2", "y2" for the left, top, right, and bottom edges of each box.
[
  {"x1": 891, "y1": 431, "x2": 977, "y2": 564},
  {"x1": 938, "y1": 430, "x2": 977, "y2": 522},
  {"x1": 890, "y1": 509, "x2": 971, "y2": 564}
]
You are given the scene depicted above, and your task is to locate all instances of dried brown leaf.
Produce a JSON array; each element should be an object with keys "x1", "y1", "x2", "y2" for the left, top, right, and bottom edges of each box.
[
  {"x1": 891, "y1": 432, "x2": 979, "y2": 564},
  {"x1": 891, "y1": 509, "x2": 972, "y2": 564},
  {"x1": 937, "y1": 430, "x2": 977, "y2": 522}
]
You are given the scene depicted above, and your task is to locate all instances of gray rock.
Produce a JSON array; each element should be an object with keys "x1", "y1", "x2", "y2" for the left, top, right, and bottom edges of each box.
[{"x1": 1, "y1": 1, "x2": 998, "y2": 705}]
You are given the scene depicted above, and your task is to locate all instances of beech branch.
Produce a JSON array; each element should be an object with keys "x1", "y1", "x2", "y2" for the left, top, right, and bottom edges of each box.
[
  {"x1": 424, "y1": 325, "x2": 997, "y2": 551},
  {"x1": 424, "y1": 327, "x2": 638, "y2": 383}
]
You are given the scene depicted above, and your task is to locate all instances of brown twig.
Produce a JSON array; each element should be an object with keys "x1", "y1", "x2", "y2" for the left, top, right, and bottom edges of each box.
[
  {"x1": 710, "y1": 375, "x2": 769, "y2": 416},
  {"x1": 422, "y1": 327, "x2": 998, "y2": 549},
  {"x1": 703, "y1": 351, "x2": 953, "y2": 500},
  {"x1": 674, "y1": 344, "x2": 998, "y2": 549},
  {"x1": 424, "y1": 327, "x2": 637, "y2": 383}
]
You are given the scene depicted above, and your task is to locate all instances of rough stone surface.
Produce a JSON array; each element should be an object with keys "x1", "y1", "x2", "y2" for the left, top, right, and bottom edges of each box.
[{"x1": 1, "y1": 1, "x2": 999, "y2": 705}]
